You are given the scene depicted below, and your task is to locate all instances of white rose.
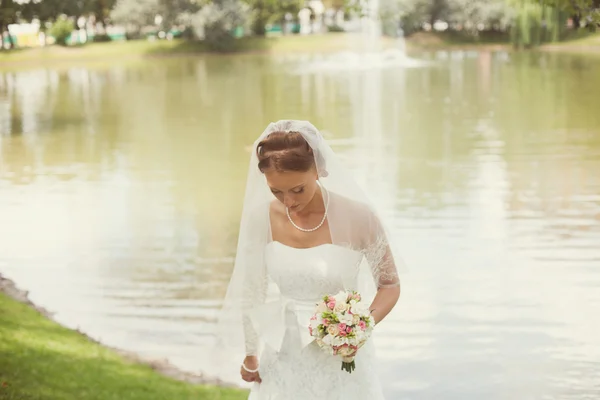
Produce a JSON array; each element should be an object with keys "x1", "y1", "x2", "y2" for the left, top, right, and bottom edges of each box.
[
  {"x1": 310, "y1": 318, "x2": 321, "y2": 332},
  {"x1": 340, "y1": 313, "x2": 354, "y2": 325},
  {"x1": 327, "y1": 325, "x2": 340, "y2": 336},
  {"x1": 333, "y1": 336, "x2": 347, "y2": 346},
  {"x1": 334, "y1": 291, "x2": 349, "y2": 305},
  {"x1": 354, "y1": 330, "x2": 366, "y2": 342},
  {"x1": 333, "y1": 301, "x2": 347, "y2": 313},
  {"x1": 351, "y1": 302, "x2": 369, "y2": 316},
  {"x1": 316, "y1": 302, "x2": 329, "y2": 314},
  {"x1": 369, "y1": 315, "x2": 376, "y2": 327},
  {"x1": 352, "y1": 314, "x2": 360, "y2": 324}
]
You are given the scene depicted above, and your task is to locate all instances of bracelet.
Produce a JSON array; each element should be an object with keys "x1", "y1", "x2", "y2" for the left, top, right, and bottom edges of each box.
[{"x1": 241, "y1": 362, "x2": 259, "y2": 373}]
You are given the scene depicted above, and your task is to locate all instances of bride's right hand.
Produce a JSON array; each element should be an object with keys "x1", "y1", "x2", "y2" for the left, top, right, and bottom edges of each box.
[{"x1": 240, "y1": 356, "x2": 261, "y2": 383}]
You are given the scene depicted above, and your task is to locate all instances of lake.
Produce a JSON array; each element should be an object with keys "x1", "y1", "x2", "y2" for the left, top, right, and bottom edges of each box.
[{"x1": 1, "y1": 47, "x2": 599, "y2": 399}]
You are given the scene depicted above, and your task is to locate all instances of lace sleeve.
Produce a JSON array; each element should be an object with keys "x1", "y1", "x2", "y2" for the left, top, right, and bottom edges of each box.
[
  {"x1": 240, "y1": 241, "x2": 268, "y2": 356},
  {"x1": 361, "y1": 208, "x2": 400, "y2": 289},
  {"x1": 242, "y1": 248, "x2": 267, "y2": 356}
]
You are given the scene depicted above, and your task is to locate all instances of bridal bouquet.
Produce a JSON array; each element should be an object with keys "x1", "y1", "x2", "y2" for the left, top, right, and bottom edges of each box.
[{"x1": 308, "y1": 290, "x2": 375, "y2": 373}]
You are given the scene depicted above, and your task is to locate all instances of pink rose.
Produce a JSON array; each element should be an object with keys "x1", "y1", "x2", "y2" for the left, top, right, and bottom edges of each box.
[
  {"x1": 327, "y1": 299, "x2": 336, "y2": 310},
  {"x1": 346, "y1": 326, "x2": 352, "y2": 334},
  {"x1": 323, "y1": 318, "x2": 330, "y2": 326},
  {"x1": 358, "y1": 320, "x2": 366, "y2": 331},
  {"x1": 338, "y1": 323, "x2": 347, "y2": 336}
]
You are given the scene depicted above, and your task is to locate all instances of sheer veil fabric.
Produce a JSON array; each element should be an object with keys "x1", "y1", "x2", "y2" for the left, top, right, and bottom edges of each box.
[{"x1": 210, "y1": 120, "x2": 404, "y2": 384}]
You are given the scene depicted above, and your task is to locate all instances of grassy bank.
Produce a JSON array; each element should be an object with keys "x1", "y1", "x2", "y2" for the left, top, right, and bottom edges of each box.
[
  {"x1": 1, "y1": 31, "x2": 599, "y2": 71},
  {"x1": 541, "y1": 30, "x2": 600, "y2": 53},
  {"x1": 404, "y1": 31, "x2": 510, "y2": 50},
  {"x1": 404, "y1": 30, "x2": 600, "y2": 51},
  {"x1": 0, "y1": 33, "x2": 396, "y2": 69},
  {"x1": 0, "y1": 288, "x2": 247, "y2": 400}
]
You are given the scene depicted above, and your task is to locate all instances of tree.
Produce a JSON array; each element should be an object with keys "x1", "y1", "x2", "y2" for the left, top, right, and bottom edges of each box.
[
  {"x1": 449, "y1": 0, "x2": 510, "y2": 33},
  {"x1": 0, "y1": 0, "x2": 19, "y2": 49},
  {"x1": 19, "y1": 0, "x2": 93, "y2": 26},
  {"x1": 49, "y1": 14, "x2": 74, "y2": 45},
  {"x1": 111, "y1": 0, "x2": 160, "y2": 36},
  {"x1": 507, "y1": 0, "x2": 566, "y2": 47},
  {"x1": 191, "y1": 0, "x2": 248, "y2": 50},
  {"x1": 541, "y1": 0, "x2": 600, "y2": 26},
  {"x1": 243, "y1": 0, "x2": 302, "y2": 36},
  {"x1": 158, "y1": 0, "x2": 201, "y2": 30},
  {"x1": 94, "y1": 0, "x2": 118, "y2": 27}
]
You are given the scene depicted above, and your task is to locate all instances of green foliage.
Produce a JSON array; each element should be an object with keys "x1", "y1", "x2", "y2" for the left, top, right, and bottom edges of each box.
[
  {"x1": 191, "y1": 0, "x2": 249, "y2": 51},
  {"x1": 49, "y1": 17, "x2": 75, "y2": 46},
  {"x1": 328, "y1": 24, "x2": 345, "y2": 32},
  {"x1": 4, "y1": 0, "x2": 597, "y2": 50},
  {"x1": 20, "y1": 0, "x2": 99, "y2": 26},
  {"x1": 394, "y1": 0, "x2": 509, "y2": 36},
  {"x1": 540, "y1": 0, "x2": 600, "y2": 24},
  {"x1": 0, "y1": 0, "x2": 18, "y2": 50},
  {"x1": 158, "y1": 0, "x2": 201, "y2": 29},
  {"x1": 111, "y1": 0, "x2": 160, "y2": 35},
  {"x1": 0, "y1": 292, "x2": 248, "y2": 400},
  {"x1": 93, "y1": 33, "x2": 112, "y2": 42},
  {"x1": 0, "y1": 0, "x2": 17, "y2": 26},
  {"x1": 244, "y1": 0, "x2": 303, "y2": 36},
  {"x1": 321, "y1": 311, "x2": 340, "y2": 323},
  {"x1": 507, "y1": 0, "x2": 568, "y2": 48}
]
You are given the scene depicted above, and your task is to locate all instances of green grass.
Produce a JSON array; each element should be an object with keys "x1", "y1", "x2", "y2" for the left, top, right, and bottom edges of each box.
[
  {"x1": 538, "y1": 31, "x2": 600, "y2": 56},
  {"x1": 0, "y1": 292, "x2": 248, "y2": 400},
  {"x1": 404, "y1": 30, "x2": 600, "y2": 52},
  {"x1": 403, "y1": 31, "x2": 510, "y2": 50},
  {"x1": 547, "y1": 30, "x2": 600, "y2": 46}
]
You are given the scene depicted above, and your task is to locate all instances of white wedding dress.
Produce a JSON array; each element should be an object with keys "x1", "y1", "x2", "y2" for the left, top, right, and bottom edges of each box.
[{"x1": 247, "y1": 241, "x2": 386, "y2": 400}]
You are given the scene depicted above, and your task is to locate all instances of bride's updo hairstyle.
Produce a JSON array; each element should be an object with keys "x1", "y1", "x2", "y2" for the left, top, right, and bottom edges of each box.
[{"x1": 256, "y1": 131, "x2": 316, "y2": 174}]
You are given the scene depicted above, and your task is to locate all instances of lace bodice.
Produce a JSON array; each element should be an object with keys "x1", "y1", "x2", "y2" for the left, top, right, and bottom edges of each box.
[
  {"x1": 265, "y1": 241, "x2": 365, "y2": 301},
  {"x1": 244, "y1": 242, "x2": 366, "y2": 355}
]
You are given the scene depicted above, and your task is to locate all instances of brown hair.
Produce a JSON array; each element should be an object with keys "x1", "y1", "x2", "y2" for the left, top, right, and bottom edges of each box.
[{"x1": 256, "y1": 131, "x2": 316, "y2": 173}]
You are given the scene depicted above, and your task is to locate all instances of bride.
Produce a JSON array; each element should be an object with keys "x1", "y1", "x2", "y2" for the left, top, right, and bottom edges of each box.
[{"x1": 214, "y1": 120, "x2": 402, "y2": 399}]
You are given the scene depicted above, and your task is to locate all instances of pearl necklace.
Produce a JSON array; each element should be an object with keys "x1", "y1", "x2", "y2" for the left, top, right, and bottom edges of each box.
[{"x1": 286, "y1": 183, "x2": 329, "y2": 233}]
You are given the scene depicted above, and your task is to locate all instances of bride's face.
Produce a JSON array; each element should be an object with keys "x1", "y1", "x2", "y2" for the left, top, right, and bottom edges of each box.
[{"x1": 265, "y1": 168, "x2": 319, "y2": 212}]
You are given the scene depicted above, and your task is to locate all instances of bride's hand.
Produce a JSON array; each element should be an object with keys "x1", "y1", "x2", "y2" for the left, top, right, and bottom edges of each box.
[{"x1": 240, "y1": 356, "x2": 262, "y2": 383}]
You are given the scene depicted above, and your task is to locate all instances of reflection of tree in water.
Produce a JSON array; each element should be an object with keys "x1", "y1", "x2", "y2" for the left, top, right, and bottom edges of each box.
[
  {"x1": 0, "y1": 68, "x2": 124, "y2": 185},
  {"x1": 493, "y1": 52, "x2": 600, "y2": 231},
  {"x1": 386, "y1": 50, "x2": 600, "y2": 245},
  {"x1": 388, "y1": 58, "x2": 483, "y2": 211}
]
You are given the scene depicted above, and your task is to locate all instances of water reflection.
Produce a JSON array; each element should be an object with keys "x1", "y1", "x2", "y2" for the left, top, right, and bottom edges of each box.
[{"x1": 0, "y1": 51, "x2": 599, "y2": 398}]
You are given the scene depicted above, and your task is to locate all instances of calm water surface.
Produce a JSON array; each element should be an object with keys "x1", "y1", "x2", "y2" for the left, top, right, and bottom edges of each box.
[{"x1": 1, "y1": 49, "x2": 599, "y2": 399}]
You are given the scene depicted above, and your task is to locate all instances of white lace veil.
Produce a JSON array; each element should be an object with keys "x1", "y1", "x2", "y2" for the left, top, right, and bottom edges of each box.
[{"x1": 210, "y1": 120, "x2": 403, "y2": 384}]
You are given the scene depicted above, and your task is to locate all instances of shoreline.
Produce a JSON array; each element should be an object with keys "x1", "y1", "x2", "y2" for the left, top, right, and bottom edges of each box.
[
  {"x1": 1, "y1": 32, "x2": 598, "y2": 72},
  {"x1": 0, "y1": 272, "x2": 237, "y2": 389}
]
